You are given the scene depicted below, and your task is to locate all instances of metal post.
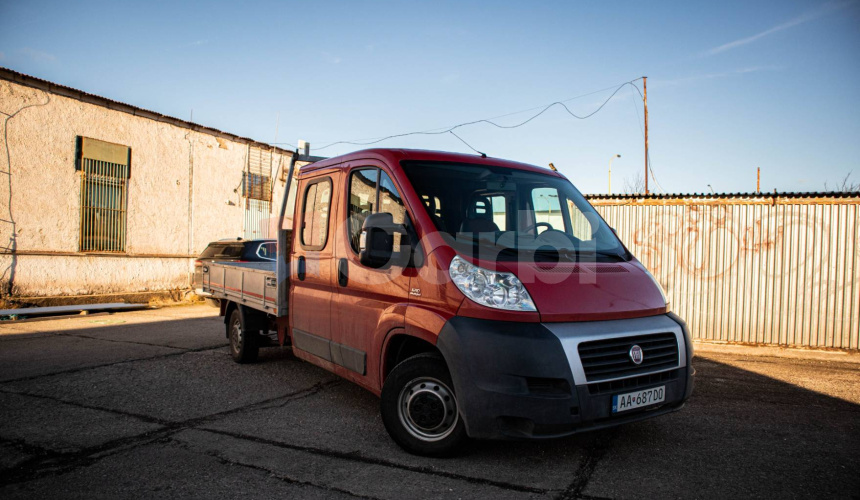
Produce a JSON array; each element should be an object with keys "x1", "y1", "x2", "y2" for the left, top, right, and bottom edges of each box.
[
  {"x1": 276, "y1": 151, "x2": 298, "y2": 318},
  {"x1": 643, "y1": 76, "x2": 649, "y2": 195},
  {"x1": 757, "y1": 167, "x2": 761, "y2": 193}
]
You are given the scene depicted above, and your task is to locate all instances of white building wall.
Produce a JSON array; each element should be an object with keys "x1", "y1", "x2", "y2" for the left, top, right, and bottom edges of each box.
[{"x1": 0, "y1": 76, "x2": 290, "y2": 299}]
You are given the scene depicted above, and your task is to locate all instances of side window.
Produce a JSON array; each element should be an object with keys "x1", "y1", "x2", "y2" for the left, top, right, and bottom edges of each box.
[
  {"x1": 489, "y1": 195, "x2": 507, "y2": 231},
  {"x1": 348, "y1": 169, "x2": 379, "y2": 252},
  {"x1": 301, "y1": 178, "x2": 332, "y2": 250},
  {"x1": 421, "y1": 195, "x2": 442, "y2": 218},
  {"x1": 531, "y1": 187, "x2": 565, "y2": 233},
  {"x1": 566, "y1": 198, "x2": 595, "y2": 241},
  {"x1": 379, "y1": 171, "x2": 406, "y2": 252},
  {"x1": 257, "y1": 242, "x2": 276, "y2": 260}
]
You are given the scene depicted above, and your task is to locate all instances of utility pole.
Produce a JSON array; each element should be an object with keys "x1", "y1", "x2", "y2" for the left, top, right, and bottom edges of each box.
[
  {"x1": 643, "y1": 76, "x2": 649, "y2": 195},
  {"x1": 609, "y1": 154, "x2": 620, "y2": 194},
  {"x1": 757, "y1": 167, "x2": 761, "y2": 193}
]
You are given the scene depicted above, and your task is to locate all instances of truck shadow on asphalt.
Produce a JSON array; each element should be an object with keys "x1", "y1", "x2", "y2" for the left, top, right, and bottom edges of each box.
[{"x1": 1, "y1": 316, "x2": 859, "y2": 498}]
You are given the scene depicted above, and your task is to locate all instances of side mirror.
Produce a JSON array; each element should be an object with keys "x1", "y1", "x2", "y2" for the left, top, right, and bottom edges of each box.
[{"x1": 359, "y1": 213, "x2": 408, "y2": 269}]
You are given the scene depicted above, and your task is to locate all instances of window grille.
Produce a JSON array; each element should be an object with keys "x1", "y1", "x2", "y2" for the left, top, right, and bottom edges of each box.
[
  {"x1": 77, "y1": 137, "x2": 130, "y2": 252},
  {"x1": 243, "y1": 147, "x2": 273, "y2": 202},
  {"x1": 243, "y1": 147, "x2": 273, "y2": 239},
  {"x1": 242, "y1": 172, "x2": 272, "y2": 201}
]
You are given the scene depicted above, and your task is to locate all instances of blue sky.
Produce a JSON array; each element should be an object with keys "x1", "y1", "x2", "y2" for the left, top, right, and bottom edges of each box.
[{"x1": 1, "y1": 0, "x2": 858, "y2": 194}]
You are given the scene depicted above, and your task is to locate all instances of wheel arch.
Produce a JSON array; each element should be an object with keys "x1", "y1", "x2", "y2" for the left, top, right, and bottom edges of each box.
[
  {"x1": 223, "y1": 301, "x2": 239, "y2": 338},
  {"x1": 223, "y1": 302, "x2": 267, "y2": 338},
  {"x1": 380, "y1": 332, "x2": 443, "y2": 386}
]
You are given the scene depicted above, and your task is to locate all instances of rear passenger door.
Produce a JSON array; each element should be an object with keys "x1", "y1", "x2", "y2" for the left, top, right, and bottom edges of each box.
[{"x1": 289, "y1": 174, "x2": 337, "y2": 369}]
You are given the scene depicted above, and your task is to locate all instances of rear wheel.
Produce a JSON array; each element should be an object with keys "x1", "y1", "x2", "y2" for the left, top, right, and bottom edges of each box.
[
  {"x1": 381, "y1": 353, "x2": 467, "y2": 456},
  {"x1": 228, "y1": 308, "x2": 259, "y2": 363}
]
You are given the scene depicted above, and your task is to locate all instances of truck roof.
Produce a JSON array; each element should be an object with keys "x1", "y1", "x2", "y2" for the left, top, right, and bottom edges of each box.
[{"x1": 300, "y1": 148, "x2": 565, "y2": 178}]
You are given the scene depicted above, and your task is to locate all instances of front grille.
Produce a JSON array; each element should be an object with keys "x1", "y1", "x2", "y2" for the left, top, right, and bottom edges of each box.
[
  {"x1": 587, "y1": 368, "x2": 679, "y2": 395},
  {"x1": 578, "y1": 332, "x2": 679, "y2": 382}
]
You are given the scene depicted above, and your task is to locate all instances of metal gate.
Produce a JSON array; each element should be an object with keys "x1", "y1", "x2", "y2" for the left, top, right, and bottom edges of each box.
[{"x1": 589, "y1": 193, "x2": 860, "y2": 350}]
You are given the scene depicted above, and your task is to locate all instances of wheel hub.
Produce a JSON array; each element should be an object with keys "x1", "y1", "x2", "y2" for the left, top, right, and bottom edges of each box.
[
  {"x1": 231, "y1": 321, "x2": 242, "y2": 351},
  {"x1": 398, "y1": 377, "x2": 458, "y2": 442},
  {"x1": 408, "y1": 392, "x2": 446, "y2": 429}
]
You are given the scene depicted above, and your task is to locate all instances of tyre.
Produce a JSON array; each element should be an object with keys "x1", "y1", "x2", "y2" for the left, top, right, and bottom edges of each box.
[
  {"x1": 380, "y1": 353, "x2": 467, "y2": 456},
  {"x1": 227, "y1": 307, "x2": 259, "y2": 363}
]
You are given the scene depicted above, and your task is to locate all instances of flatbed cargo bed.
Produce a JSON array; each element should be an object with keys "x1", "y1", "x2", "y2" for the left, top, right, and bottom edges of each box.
[{"x1": 203, "y1": 261, "x2": 285, "y2": 316}]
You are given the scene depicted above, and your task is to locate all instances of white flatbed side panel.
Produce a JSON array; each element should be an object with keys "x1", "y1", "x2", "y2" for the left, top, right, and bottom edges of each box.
[{"x1": 203, "y1": 261, "x2": 282, "y2": 315}]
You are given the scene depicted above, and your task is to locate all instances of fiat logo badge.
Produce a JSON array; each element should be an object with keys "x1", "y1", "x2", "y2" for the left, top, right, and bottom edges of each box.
[{"x1": 629, "y1": 345, "x2": 644, "y2": 365}]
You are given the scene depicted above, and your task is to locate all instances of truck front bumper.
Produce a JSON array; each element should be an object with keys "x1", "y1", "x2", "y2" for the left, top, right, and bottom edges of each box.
[{"x1": 436, "y1": 313, "x2": 694, "y2": 440}]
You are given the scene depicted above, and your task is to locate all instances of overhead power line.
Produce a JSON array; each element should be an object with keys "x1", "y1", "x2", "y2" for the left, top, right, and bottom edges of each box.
[{"x1": 311, "y1": 78, "x2": 645, "y2": 152}]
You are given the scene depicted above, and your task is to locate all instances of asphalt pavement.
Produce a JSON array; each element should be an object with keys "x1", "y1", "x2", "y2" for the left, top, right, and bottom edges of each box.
[{"x1": 1, "y1": 305, "x2": 858, "y2": 499}]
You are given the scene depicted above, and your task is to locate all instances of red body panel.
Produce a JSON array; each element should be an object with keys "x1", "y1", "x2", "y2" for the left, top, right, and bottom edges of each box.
[
  {"x1": 289, "y1": 170, "x2": 339, "y2": 343},
  {"x1": 287, "y1": 149, "x2": 668, "y2": 389}
]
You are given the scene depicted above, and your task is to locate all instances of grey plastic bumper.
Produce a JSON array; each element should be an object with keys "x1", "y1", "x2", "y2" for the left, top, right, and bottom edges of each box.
[{"x1": 436, "y1": 314, "x2": 694, "y2": 440}]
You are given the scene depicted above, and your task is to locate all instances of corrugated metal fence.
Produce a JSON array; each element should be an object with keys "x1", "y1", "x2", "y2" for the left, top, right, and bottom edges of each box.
[{"x1": 588, "y1": 193, "x2": 860, "y2": 350}]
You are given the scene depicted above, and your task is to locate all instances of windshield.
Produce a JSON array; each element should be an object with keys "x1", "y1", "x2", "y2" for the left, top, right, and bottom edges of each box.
[{"x1": 400, "y1": 161, "x2": 629, "y2": 262}]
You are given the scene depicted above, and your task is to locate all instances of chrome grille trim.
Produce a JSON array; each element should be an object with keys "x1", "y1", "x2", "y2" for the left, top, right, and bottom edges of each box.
[{"x1": 543, "y1": 315, "x2": 686, "y2": 386}]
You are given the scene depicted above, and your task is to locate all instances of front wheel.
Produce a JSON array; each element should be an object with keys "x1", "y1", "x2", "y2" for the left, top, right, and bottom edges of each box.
[
  {"x1": 380, "y1": 353, "x2": 467, "y2": 456},
  {"x1": 228, "y1": 308, "x2": 259, "y2": 363}
]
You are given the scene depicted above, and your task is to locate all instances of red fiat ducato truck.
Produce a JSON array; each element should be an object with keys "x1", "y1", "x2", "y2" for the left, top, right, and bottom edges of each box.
[{"x1": 203, "y1": 148, "x2": 694, "y2": 456}]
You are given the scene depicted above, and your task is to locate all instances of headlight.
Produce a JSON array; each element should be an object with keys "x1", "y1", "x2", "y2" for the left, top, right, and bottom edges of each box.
[
  {"x1": 449, "y1": 256, "x2": 537, "y2": 312},
  {"x1": 643, "y1": 267, "x2": 670, "y2": 311}
]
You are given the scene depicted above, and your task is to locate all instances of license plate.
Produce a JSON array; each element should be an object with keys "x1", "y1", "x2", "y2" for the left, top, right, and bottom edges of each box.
[{"x1": 612, "y1": 386, "x2": 666, "y2": 413}]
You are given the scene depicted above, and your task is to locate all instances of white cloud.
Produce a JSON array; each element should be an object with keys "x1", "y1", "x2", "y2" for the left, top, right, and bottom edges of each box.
[
  {"x1": 701, "y1": 1, "x2": 852, "y2": 57},
  {"x1": 656, "y1": 66, "x2": 784, "y2": 87},
  {"x1": 190, "y1": 39, "x2": 208, "y2": 46}
]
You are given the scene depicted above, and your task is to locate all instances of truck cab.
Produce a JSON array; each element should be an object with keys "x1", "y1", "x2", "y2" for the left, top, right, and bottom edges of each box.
[{"x1": 211, "y1": 148, "x2": 693, "y2": 456}]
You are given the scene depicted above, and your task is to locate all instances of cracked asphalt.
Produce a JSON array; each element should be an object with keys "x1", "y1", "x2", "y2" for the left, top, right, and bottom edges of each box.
[{"x1": 1, "y1": 305, "x2": 858, "y2": 499}]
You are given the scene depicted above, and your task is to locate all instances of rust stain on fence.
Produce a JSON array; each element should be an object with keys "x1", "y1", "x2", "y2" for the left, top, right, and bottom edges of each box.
[{"x1": 588, "y1": 193, "x2": 860, "y2": 350}]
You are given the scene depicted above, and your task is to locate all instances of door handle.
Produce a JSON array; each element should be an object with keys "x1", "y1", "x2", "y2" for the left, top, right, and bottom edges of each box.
[
  {"x1": 338, "y1": 258, "x2": 348, "y2": 287},
  {"x1": 297, "y1": 256, "x2": 306, "y2": 281}
]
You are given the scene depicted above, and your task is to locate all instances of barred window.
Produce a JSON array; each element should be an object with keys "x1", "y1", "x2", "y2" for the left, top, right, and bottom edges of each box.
[
  {"x1": 242, "y1": 172, "x2": 272, "y2": 201},
  {"x1": 77, "y1": 137, "x2": 130, "y2": 253},
  {"x1": 243, "y1": 147, "x2": 273, "y2": 202},
  {"x1": 243, "y1": 147, "x2": 273, "y2": 239}
]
